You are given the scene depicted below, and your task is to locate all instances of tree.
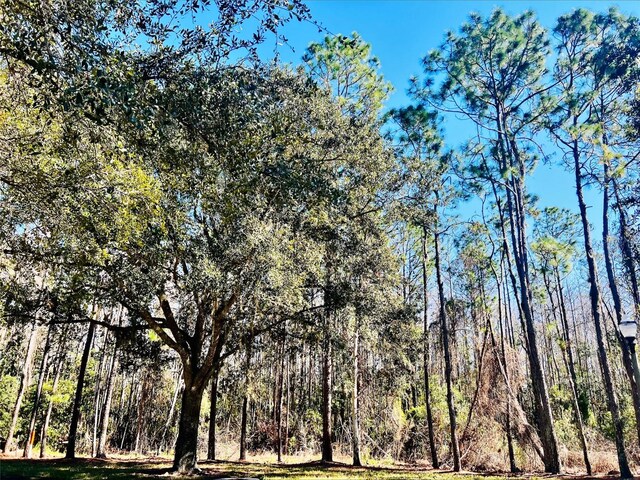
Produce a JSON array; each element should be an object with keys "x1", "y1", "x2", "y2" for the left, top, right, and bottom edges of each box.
[
  {"x1": 303, "y1": 32, "x2": 392, "y2": 118},
  {"x1": 416, "y1": 9, "x2": 561, "y2": 473},
  {"x1": 386, "y1": 104, "x2": 448, "y2": 468},
  {"x1": 303, "y1": 31, "x2": 394, "y2": 465},
  {"x1": 549, "y1": 10, "x2": 640, "y2": 476},
  {"x1": 532, "y1": 207, "x2": 591, "y2": 474}
]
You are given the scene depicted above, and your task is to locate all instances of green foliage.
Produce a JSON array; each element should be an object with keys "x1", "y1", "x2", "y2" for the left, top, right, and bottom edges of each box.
[
  {"x1": 1, "y1": 0, "x2": 640, "y2": 472},
  {"x1": 0, "y1": 375, "x2": 19, "y2": 436},
  {"x1": 304, "y1": 32, "x2": 392, "y2": 117}
]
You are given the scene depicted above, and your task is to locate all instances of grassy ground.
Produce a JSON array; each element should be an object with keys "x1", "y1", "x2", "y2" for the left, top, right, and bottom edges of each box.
[{"x1": 0, "y1": 457, "x2": 619, "y2": 480}]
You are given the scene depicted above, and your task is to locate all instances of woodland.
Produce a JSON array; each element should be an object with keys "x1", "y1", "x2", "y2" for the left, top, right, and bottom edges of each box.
[{"x1": 1, "y1": 1, "x2": 640, "y2": 479}]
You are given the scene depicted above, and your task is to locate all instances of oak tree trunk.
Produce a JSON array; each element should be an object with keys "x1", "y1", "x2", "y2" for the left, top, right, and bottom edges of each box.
[{"x1": 174, "y1": 382, "x2": 205, "y2": 473}]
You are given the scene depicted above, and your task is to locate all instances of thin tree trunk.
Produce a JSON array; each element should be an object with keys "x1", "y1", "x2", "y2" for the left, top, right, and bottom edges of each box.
[
  {"x1": 276, "y1": 339, "x2": 285, "y2": 463},
  {"x1": 40, "y1": 350, "x2": 63, "y2": 458},
  {"x1": 422, "y1": 227, "x2": 439, "y2": 469},
  {"x1": 239, "y1": 340, "x2": 252, "y2": 461},
  {"x1": 284, "y1": 357, "x2": 290, "y2": 456},
  {"x1": 603, "y1": 161, "x2": 640, "y2": 447},
  {"x1": 96, "y1": 341, "x2": 118, "y2": 458},
  {"x1": 120, "y1": 372, "x2": 138, "y2": 451},
  {"x1": 23, "y1": 326, "x2": 52, "y2": 458},
  {"x1": 160, "y1": 369, "x2": 182, "y2": 454},
  {"x1": 433, "y1": 221, "x2": 460, "y2": 472},
  {"x1": 207, "y1": 364, "x2": 220, "y2": 461},
  {"x1": 352, "y1": 325, "x2": 361, "y2": 467},
  {"x1": 92, "y1": 332, "x2": 108, "y2": 457},
  {"x1": 553, "y1": 268, "x2": 591, "y2": 474},
  {"x1": 573, "y1": 139, "x2": 631, "y2": 478},
  {"x1": 3, "y1": 320, "x2": 37, "y2": 454},
  {"x1": 134, "y1": 373, "x2": 149, "y2": 453},
  {"x1": 495, "y1": 107, "x2": 560, "y2": 473},
  {"x1": 321, "y1": 306, "x2": 333, "y2": 463},
  {"x1": 497, "y1": 270, "x2": 517, "y2": 473}
]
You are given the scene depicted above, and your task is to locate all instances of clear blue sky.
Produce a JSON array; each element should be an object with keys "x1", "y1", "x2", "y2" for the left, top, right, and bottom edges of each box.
[{"x1": 240, "y1": 1, "x2": 640, "y2": 235}]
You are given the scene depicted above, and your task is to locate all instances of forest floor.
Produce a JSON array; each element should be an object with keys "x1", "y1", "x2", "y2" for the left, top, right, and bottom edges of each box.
[{"x1": 0, "y1": 457, "x2": 624, "y2": 480}]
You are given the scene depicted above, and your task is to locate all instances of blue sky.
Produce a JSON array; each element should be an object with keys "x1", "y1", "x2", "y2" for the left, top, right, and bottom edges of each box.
[{"x1": 235, "y1": 1, "x2": 640, "y2": 235}]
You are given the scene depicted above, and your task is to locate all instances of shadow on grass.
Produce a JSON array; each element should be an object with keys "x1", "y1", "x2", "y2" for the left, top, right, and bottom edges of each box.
[{"x1": 0, "y1": 457, "x2": 624, "y2": 480}]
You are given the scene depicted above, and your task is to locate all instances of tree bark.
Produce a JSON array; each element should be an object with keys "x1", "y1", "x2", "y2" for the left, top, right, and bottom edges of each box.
[{"x1": 174, "y1": 382, "x2": 205, "y2": 473}]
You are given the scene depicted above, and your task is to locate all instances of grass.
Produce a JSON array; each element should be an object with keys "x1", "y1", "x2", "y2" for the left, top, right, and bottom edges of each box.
[
  {"x1": 0, "y1": 457, "x2": 532, "y2": 480},
  {"x1": 0, "y1": 456, "x2": 620, "y2": 480}
]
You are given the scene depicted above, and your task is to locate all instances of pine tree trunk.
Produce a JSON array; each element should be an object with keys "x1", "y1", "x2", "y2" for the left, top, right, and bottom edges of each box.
[
  {"x1": 276, "y1": 340, "x2": 285, "y2": 463},
  {"x1": 207, "y1": 364, "x2": 220, "y2": 461},
  {"x1": 433, "y1": 223, "x2": 460, "y2": 472},
  {"x1": 552, "y1": 269, "x2": 591, "y2": 474},
  {"x1": 96, "y1": 342, "x2": 118, "y2": 458},
  {"x1": 352, "y1": 326, "x2": 361, "y2": 467},
  {"x1": 505, "y1": 150, "x2": 560, "y2": 473},
  {"x1": 573, "y1": 140, "x2": 631, "y2": 478},
  {"x1": 159, "y1": 368, "x2": 182, "y2": 454},
  {"x1": 493, "y1": 107, "x2": 560, "y2": 473},
  {"x1": 321, "y1": 307, "x2": 333, "y2": 463},
  {"x1": 422, "y1": 228, "x2": 439, "y2": 469},
  {"x1": 498, "y1": 280, "x2": 517, "y2": 473},
  {"x1": 3, "y1": 320, "x2": 37, "y2": 454},
  {"x1": 23, "y1": 327, "x2": 52, "y2": 458},
  {"x1": 239, "y1": 340, "x2": 252, "y2": 461},
  {"x1": 40, "y1": 350, "x2": 63, "y2": 458},
  {"x1": 603, "y1": 162, "x2": 640, "y2": 447}
]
